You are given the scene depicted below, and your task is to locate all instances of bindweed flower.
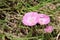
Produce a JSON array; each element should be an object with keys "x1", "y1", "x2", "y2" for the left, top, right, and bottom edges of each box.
[
  {"x1": 38, "y1": 14, "x2": 50, "y2": 25},
  {"x1": 44, "y1": 26, "x2": 53, "y2": 33},
  {"x1": 22, "y1": 12, "x2": 39, "y2": 26}
]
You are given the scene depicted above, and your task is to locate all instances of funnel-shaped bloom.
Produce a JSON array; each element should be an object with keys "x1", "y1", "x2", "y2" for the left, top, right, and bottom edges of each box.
[
  {"x1": 22, "y1": 12, "x2": 38, "y2": 26},
  {"x1": 38, "y1": 14, "x2": 50, "y2": 25},
  {"x1": 44, "y1": 26, "x2": 53, "y2": 33}
]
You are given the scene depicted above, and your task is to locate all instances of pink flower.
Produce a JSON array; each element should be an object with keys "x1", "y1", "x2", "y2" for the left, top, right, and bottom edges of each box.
[
  {"x1": 22, "y1": 12, "x2": 39, "y2": 26},
  {"x1": 38, "y1": 14, "x2": 50, "y2": 25},
  {"x1": 44, "y1": 26, "x2": 53, "y2": 33}
]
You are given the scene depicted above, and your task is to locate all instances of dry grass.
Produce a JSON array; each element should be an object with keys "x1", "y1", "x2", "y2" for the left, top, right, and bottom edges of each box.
[{"x1": 0, "y1": 0, "x2": 60, "y2": 40}]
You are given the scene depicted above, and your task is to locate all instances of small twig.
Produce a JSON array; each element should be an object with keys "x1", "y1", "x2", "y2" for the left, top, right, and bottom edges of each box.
[{"x1": 0, "y1": 8, "x2": 11, "y2": 11}]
